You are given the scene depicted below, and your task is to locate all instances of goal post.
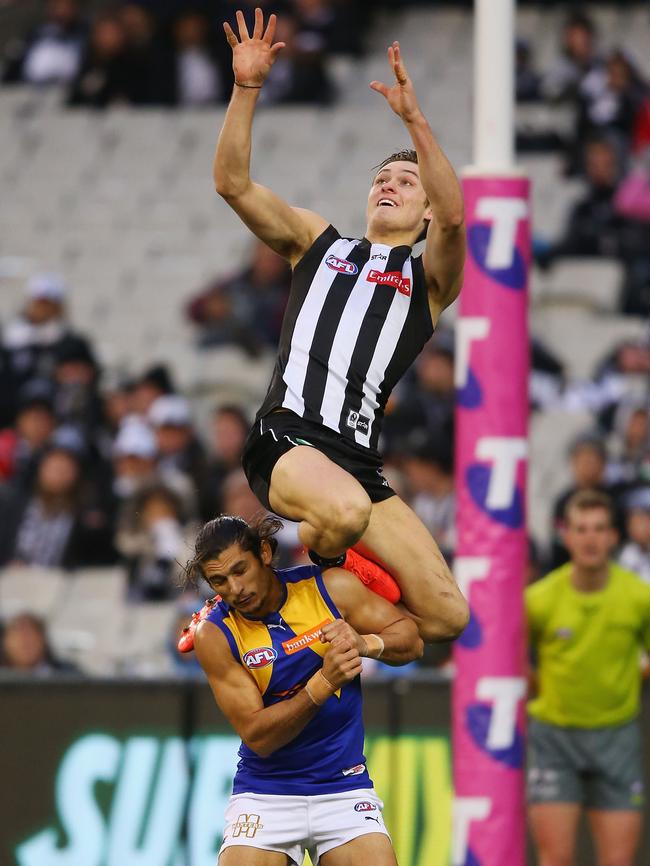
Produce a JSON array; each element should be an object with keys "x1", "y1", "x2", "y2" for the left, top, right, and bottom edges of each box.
[{"x1": 452, "y1": 1, "x2": 530, "y2": 864}]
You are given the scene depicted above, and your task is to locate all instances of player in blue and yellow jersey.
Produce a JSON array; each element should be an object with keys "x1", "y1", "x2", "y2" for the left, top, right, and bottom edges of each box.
[{"x1": 187, "y1": 514, "x2": 423, "y2": 866}]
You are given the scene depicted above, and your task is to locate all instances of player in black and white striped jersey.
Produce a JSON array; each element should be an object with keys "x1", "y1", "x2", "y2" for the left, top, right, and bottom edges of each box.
[{"x1": 214, "y1": 8, "x2": 468, "y2": 643}]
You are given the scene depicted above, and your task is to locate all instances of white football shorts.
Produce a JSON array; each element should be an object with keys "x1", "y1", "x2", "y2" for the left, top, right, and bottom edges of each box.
[{"x1": 219, "y1": 787, "x2": 390, "y2": 865}]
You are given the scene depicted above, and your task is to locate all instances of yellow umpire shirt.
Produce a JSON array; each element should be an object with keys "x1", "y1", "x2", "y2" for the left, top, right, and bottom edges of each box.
[{"x1": 525, "y1": 562, "x2": 650, "y2": 728}]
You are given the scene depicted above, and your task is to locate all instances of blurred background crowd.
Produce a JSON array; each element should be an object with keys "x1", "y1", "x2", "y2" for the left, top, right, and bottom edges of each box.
[
  {"x1": 0, "y1": 0, "x2": 649, "y2": 680},
  {"x1": 1, "y1": 0, "x2": 367, "y2": 108}
]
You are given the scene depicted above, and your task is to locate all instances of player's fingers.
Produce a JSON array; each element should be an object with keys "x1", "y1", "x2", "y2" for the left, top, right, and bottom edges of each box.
[
  {"x1": 369, "y1": 81, "x2": 389, "y2": 98},
  {"x1": 223, "y1": 21, "x2": 238, "y2": 47},
  {"x1": 236, "y1": 9, "x2": 250, "y2": 40},
  {"x1": 340, "y1": 646, "x2": 360, "y2": 662},
  {"x1": 253, "y1": 6, "x2": 263, "y2": 40},
  {"x1": 270, "y1": 42, "x2": 286, "y2": 56},
  {"x1": 263, "y1": 12, "x2": 276, "y2": 44},
  {"x1": 391, "y1": 41, "x2": 408, "y2": 85}
]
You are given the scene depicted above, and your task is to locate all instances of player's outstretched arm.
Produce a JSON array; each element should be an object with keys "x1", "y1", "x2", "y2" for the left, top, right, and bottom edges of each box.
[
  {"x1": 214, "y1": 8, "x2": 328, "y2": 266},
  {"x1": 194, "y1": 619, "x2": 361, "y2": 757},
  {"x1": 370, "y1": 42, "x2": 465, "y2": 315},
  {"x1": 323, "y1": 568, "x2": 424, "y2": 665}
]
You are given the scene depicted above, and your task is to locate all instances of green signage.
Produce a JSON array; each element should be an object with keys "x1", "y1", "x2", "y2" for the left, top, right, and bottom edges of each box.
[{"x1": 15, "y1": 733, "x2": 452, "y2": 866}]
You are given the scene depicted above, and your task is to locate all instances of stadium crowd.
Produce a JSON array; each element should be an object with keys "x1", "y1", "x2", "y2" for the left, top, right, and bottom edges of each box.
[
  {"x1": 516, "y1": 9, "x2": 650, "y2": 315},
  {"x1": 1, "y1": 0, "x2": 367, "y2": 108},
  {"x1": 0, "y1": 251, "x2": 648, "y2": 676}
]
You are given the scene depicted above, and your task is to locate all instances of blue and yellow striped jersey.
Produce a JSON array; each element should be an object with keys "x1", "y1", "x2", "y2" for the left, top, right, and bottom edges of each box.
[{"x1": 206, "y1": 564, "x2": 371, "y2": 795}]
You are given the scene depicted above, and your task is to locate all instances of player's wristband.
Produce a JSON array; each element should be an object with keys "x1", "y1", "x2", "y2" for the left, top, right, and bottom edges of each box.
[
  {"x1": 364, "y1": 634, "x2": 385, "y2": 659},
  {"x1": 235, "y1": 81, "x2": 263, "y2": 89},
  {"x1": 305, "y1": 670, "x2": 336, "y2": 706}
]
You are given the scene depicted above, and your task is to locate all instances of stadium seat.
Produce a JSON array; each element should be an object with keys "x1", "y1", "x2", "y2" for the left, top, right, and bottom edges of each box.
[
  {"x1": 531, "y1": 307, "x2": 648, "y2": 379},
  {"x1": 531, "y1": 259, "x2": 624, "y2": 312},
  {"x1": 0, "y1": 567, "x2": 67, "y2": 619}
]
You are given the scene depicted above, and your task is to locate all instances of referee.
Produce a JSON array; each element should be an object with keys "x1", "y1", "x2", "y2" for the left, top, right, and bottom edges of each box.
[{"x1": 526, "y1": 490, "x2": 650, "y2": 866}]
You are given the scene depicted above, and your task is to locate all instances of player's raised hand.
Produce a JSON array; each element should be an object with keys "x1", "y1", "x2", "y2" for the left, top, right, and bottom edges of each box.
[
  {"x1": 223, "y1": 7, "x2": 285, "y2": 88},
  {"x1": 370, "y1": 41, "x2": 422, "y2": 124}
]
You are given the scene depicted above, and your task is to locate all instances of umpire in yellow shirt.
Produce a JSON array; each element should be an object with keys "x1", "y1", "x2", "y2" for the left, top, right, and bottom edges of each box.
[{"x1": 526, "y1": 489, "x2": 650, "y2": 866}]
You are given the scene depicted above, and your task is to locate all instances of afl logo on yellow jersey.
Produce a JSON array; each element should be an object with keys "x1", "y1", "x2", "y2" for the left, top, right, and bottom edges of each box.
[{"x1": 244, "y1": 647, "x2": 278, "y2": 668}]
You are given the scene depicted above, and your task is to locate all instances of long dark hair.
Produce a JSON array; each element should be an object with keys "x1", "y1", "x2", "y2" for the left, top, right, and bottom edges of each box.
[{"x1": 184, "y1": 513, "x2": 283, "y2": 588}]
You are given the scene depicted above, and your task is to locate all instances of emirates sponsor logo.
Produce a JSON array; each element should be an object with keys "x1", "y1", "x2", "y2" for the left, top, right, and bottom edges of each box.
[{"x1": 367, "y1": 269, "x2": 412, "y2": 296}]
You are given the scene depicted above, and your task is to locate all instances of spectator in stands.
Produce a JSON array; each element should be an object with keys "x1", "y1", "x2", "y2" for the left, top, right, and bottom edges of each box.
[
  {"x1": 618, "y1": 487, "x2": 650, "y2": 584},
  {"x1": 0, "y1": 613, "x2": 77, "y2": 675},
  {"x1": 112, "y1": 416, "x2": 158, "y2": 499},
  {"x1": 526, "y1": 490, "x2": 650, "y2": 866},
  {"x1": 118, "y1": 2, "x2": 163, "y2": 106},
  {"x1": 516, "y1": 37, "x2": 541, "y2": 103},
  {"x1": 615, "y1": 149, "x2": 650, "y2": 315},
  {"x1": 0, "y1": 346, "x2": 16, "y2": 428},
  {"x1": 148, "y1": 395, "x2": 207, "y2": 501},
  {"x1": 221, "y1": 467, "x2": 264, "y2": 522},
  {"x1": 550, "y1": 434, "x2": 620, "y2": 568},
  {"x1": 67, "y1": 13, "x2": 134, "y2": 108},
  {"x1": 542, "y1": 11, "x2": 602, "y2": 104},
  {"x1": 383, "y1": 330, "x2": 455, "y2": 456},
  {"x1": 186, "y1": 240, "x2": 290, "y2": 355},
  {"x1": 633, "y1": 94, "x2": 650, "y2": 154},
  {"x1": 116, "y1": 483, "x2": 195, "y2": 601},
  {"x1": 2, "y1": 273, "x2": 74, "y2": 392},
  {"x1": 537, "y1": 136, "x2": 631, "y2": 267},
  {"x1": 607, "y1": 400, "x2": 650, "y2": 486},
  {"x1": 258, "y1": 13, "x2": 334, "y2": 106},
  {"x1": 101, "y1": 373, "x2": 133, "y2": 437},
  {"x1": 591, "y1": 338, "x2": 650, "y2": 431},
  {"x1": 112, "y1": 415, "x2": 197, "y2": 517},
  {"x1": 401, "y1": 443, "x2": 455, "y2": 560},
  {"x1": 201, "y1": 404, "x2": 250, "y2": 519},
  {"x1": 167, "y1": 10, "x2": 224, "y2": 107},
  {"x1": 293, "y1": 0, "x2": 362, "y2": 56},
  {"x1": 0, "y1": 379, "x2": 56, "y2": 489},
  {"x1": 0, "y1": 441, "x2": 116, "y2": 569},
  {"x1": 575, "y1": 49, "x2": 647, "y2": 159},
  {"x1": 2, "y1": 0, "x2": 85, "y2": 86},
  {"x1": 52, "y1": 335, "x2": 103, "y2": 439},
  {"x1": 130, "y1": 364, "x2": 176, "y2": 416},
  {"x1": 530, "y1": 338, "x2": 566, "y2": 411}
]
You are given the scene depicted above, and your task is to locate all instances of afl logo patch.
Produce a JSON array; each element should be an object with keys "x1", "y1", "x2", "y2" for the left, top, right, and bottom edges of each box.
[
  {"x1": 326, "y1": 255, "x2": 358, "y2": 275},
  {"x1": 354, "y1": 802, "x2": 377, "y2": 812},
  {"x1": 243, "y1": 647, "x2": 277, "y2": 668}
]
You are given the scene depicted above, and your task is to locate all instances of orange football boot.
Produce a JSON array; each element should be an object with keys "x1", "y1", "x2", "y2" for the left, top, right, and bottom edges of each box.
[
  {"x1": 343, "y1": 549, "x2": 401, "y2": 604},
  {"x1": 177, "y1": 596, "x2": 221, "y2": 653}
]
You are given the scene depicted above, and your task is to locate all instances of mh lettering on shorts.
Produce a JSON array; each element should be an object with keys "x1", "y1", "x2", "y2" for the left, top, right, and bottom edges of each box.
[
  {"x1": 232, "y1": 814, "x2": 263, "y2": 838},
  {"x1": 282, "y1": 619, "x2": 332, "y2": 655}
]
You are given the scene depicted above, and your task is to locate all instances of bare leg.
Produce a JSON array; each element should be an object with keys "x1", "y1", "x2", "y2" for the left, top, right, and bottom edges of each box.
[
  {"x1": 319, "y1": 834, "x2": 398, "y2": 866},
  {"x1": 354, "y1": 496, "x2": 468, "y2": 642},
  {"x1": 269, "y1": 446, "x2": 372, "y2": 558},
  {"x1": 528, "y1": 803, "x2": 581, "y2": 866},
  {"x1": 587, "y1": 810, "x2": 642, "y2": 866},
  {"x1": 219, "y1": 846, "x2": 291, "y2": 865}
]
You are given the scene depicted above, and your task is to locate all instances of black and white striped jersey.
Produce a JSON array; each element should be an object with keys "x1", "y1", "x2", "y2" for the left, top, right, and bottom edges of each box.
[{"x1": 256, "y1": 225, "x2": 434, "y2": 453}]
